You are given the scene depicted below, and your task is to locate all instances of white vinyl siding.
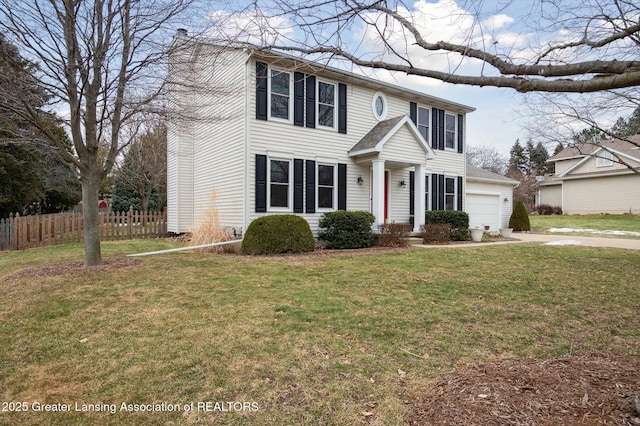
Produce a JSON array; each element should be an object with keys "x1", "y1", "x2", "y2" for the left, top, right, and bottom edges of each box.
[{"x1": 245, "y1": 58, "x2": 470, "y2": 234}]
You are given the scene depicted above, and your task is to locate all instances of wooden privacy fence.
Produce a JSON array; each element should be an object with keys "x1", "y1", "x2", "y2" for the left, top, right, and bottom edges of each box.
[{"x1": 0, "y1": 209, "x2": 167, "y2": 251}]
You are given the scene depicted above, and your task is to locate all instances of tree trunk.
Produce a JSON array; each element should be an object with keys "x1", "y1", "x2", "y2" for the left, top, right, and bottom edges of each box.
[{"x1": 81, "y1": 171, "x2": 102, "y2": 267}]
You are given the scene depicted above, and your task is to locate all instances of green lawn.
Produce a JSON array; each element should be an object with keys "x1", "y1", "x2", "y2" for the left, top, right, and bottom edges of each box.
[
  {"x1": 1, "y1": 240, "x2": 639, "y2": 425},
  {"x1": 529, "y1": 213, "x2": 640, "y2": 236}
]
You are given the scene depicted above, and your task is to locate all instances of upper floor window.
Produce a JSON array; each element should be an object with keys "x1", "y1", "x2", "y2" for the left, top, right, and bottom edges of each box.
[
  {"x1": 317, "y1": 81, "x2": 336, "y2": 128},
  {"x1": 445, "y1": 113, "x2": 456, "y2": 149},
  {"x1": 269, "y1": 69, "x2": 292, "y2": 121},
  {"x1": 596, "y1": 149, "x2": 614, "y2": 167},
  {"x1": 417, "y1": 106, "x2": 430, "y2": 142}
]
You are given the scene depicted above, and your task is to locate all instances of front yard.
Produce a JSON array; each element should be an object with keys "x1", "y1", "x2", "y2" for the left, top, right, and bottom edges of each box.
[
  {"x1": 529, "y1": 213, "x2": 640, "y2": 237},
  {"x1": 1, "y1": 239, "x2": 639, "y2": 425}
]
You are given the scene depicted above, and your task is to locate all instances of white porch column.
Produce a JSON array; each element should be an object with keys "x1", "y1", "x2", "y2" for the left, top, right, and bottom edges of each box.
[
  {"x1": 413, "y1": 164, "x2": 426, "y2": 232},
  {"x1": 371, "y1": 159, "x2": 385, "y2": 231}
]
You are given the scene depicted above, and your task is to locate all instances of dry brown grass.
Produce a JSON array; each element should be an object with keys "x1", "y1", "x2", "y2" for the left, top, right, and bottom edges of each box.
[{"x1": 189, "y1": 192, "x2": 236, "y2": 253}]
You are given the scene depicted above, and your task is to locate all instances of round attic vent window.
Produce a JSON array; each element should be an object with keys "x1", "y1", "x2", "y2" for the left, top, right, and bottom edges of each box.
[{"x1": 372, "y1": 92, "x2": 387, "y2": 120}]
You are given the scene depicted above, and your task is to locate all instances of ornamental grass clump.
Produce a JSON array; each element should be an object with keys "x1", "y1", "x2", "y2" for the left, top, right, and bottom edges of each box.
[
  {"x1": 509, "y1": 200, "x2": 531, "y2": 231},
  {"x1": 241, "y1": 215, "x2": 315, "y2": 255},
  {"x1": 190, "y1": 192, "x2": 234, "y2": 253}
]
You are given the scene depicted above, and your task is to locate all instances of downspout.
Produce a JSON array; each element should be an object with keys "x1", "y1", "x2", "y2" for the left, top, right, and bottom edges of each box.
[{"x1": 242, "y1": 50, "x2": 252, "y2": 234}]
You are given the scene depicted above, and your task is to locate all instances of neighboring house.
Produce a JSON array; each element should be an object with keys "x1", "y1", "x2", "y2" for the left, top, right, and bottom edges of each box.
[
  {"x1": 465, "y1": 165, "x2": 519, "y2": 231},
  {"x1": 538, "y1": 136, "x2": 640, "y2": 214},
  {"x1": 167, "y1": 33, "x2": 479, "y2": 235}
]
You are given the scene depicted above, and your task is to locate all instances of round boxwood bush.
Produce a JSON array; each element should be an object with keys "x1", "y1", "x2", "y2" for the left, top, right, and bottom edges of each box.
[
  {"x1": 241, "y1": 215, "x2": 315, "y2": 255},
  {"x1": 318, "y1": 210, "x2": 376, "y2": 249},
  {"x1": 509, "y1": 200, "x2": 531, "y2": 231}
]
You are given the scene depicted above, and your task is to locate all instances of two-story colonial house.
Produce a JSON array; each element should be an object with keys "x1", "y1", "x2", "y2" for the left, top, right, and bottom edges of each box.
[{"x1": 167, "y1": 32, "x2": 481, "y2": 236}]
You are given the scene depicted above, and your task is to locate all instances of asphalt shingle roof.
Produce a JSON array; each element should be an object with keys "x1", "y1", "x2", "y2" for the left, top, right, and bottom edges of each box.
[{"x1": 348, "y1": 115, "x2": 406, "y2": 154}]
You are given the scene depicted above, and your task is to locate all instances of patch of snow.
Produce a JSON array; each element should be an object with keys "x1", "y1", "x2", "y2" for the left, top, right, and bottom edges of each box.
[
  {"x1": 544, "y1": 240, "x2": 592, "y2": 247},
  {"x1": 549, "y1": 228, "x2": 640, "y2": 237}
]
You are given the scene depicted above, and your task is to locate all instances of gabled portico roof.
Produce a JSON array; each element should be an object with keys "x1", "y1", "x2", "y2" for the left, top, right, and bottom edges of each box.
[{"x1": 348, "y1": 115, "x2": 435, "y2": 160}]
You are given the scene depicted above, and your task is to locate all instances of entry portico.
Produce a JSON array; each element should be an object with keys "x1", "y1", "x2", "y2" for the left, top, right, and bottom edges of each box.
[{"x1": 348, "y1": 115, "x2": 435, "y2": 232}]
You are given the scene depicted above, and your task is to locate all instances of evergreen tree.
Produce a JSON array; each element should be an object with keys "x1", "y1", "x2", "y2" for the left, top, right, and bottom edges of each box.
[
  {"x1": 573, "y1": 127, "x2": 606, "y2": 144},
  {"x1": 0, "y1": 33, "x2": 80, "y2": 217},
  {"x1": 529, "y1": 142, "x2": 549, "y2": 175},
  {"x1": 611, "y1": 106, "x2": 640, "y2": 138},
  {"x1": 508, "y1": 139, "x2": 527, "y2": 174}
]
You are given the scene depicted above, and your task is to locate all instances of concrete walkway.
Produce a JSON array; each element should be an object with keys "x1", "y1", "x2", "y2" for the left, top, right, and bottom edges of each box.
[
  {"x1": 513, "y1": 232, "x2": 640, "y2": 250},
  {"x1": 413, "y1": 232, "x2": 640, "y2": 250}
]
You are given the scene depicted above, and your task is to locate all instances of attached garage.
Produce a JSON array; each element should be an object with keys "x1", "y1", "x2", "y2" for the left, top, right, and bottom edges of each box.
[
  {"x1": 466, "y1": 192, "x2": 501, "y2": 230},
  {"x1": 465, "y1": 165, "x2": 519, "y2": 232}
]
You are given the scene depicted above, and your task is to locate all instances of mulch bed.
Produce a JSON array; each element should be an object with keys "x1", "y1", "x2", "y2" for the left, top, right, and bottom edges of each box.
[
  {"x1": 407, "y1": 353, "x2": 640, "y2": 425},
  {"x1": 3, "y1": 258, "x2": 142, "y2": 282}
]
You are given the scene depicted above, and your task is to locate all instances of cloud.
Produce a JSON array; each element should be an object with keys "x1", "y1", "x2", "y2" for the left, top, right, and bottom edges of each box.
[{"x1": 205, "y1": 10, "x2": 295, "y2": 45}]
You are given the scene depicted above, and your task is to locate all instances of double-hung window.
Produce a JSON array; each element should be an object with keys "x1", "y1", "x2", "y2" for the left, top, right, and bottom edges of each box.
[
  {"x1": 417, "y1": 107, "x2": 430, "y2": 142},
  {"x1": 317, "y1": 164, "x2": 336, "y2": 209},
  {"x1": 269, "y1": 159, "x2": 291, "y2": 210},
  {"x1": 445, "y1": 113, "x2": 456, "y2": 149},
  {"x1": 317, "y1": 81, "x2": 336, "y2": 129},
  {"x1": 269, "y1": 69, "x2": 291, "y2": 121}
]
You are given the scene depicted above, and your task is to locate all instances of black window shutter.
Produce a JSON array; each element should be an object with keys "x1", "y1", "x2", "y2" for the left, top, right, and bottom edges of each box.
[
  {"x1": 294, "y1": 159, "x2": 304, "y2": 213},
  {"x1": 409, "y1": 102, "x2": 417, "y2": 125},
  {"x1": 255, "y1": 62, "x2": 268, "y2": 121},
  {"x1": 338, "y1": 163, "x2": 347, "y2": 210},
  {"x1": 438, "y1": 109, "x2": 445, "y2": 151},
  {"x1": 305, "y1": 160, "x2": 316, "y2": 213},
  {"x1": 255, "y1": 154, "x2": 267, "y2": 212},
  {"x1": 294, "y1": 72, "x2": 305, "y2": 127},
  {"x1": 431, "y1": 173, "x2": 438, "y2": 210},
  {"x1": 338, "y1": 83, "x2": 347, "y2": 134},
  {"x1": 305, "y1": 75, "x2": 316, "y2": 128},
  {"x1": 457, "y1": 176, "x2": 463, "y2": 211},
  {"x1": 457, "y1": 114, "x2": 464, "y2": 153},
  {"x1": 431, "y1": 108, "x2": 438, "y2": 149},
  {"x1": 409, "y1": 171, "x2": 415, "y2": 215},
  {"x1": 438, "y1": 174, "x2": 445, "y2": 210}
]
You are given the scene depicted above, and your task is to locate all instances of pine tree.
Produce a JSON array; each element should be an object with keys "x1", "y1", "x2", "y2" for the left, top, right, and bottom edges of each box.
[
  {"x1": 529, "y1": 142, "x2": 549, "y2": 175},
  {"x1": 509, "y1": 139, "x2": 527, "y2": 174}
]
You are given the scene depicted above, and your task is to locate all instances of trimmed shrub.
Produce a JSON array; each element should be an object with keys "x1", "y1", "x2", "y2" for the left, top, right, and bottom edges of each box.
[
  {"x1": 421, "y1": 223, "x2": 450, "y2": 243},
  {"x1": 536, "y1": 204, "x2": 563, "y2": 215},
  {"x1": 378, "y1": 223, "x2": 413, "y2": 247},
  {"x1": 424, "y1": 210, "x2": 470, "y2": 241},
  {"x1": 318, "y1": 210, "x2": 376, "y2": 249},
  {"x1": 509, "y1": 201, "x2": 531, "y2": 231},
  {"x1": 241, "y1": 215, "x2": 315, "y2": 255}
]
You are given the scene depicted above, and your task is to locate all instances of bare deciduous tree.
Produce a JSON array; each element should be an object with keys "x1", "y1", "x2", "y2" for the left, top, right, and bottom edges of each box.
[
  {"x1": 0, "y1": 0, "x2": 196, "y2": 266},
  {"x1": 466, "y1": 145, "x2": 508, "y2": 175},
  {"x1": 247, "y1": 0, "x2": 640, "y2": 93}
]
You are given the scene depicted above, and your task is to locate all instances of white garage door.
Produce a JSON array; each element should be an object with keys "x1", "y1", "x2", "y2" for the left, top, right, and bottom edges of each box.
[{"x1": 466, "y1": 193, "x2": 500, "y2": 231}]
